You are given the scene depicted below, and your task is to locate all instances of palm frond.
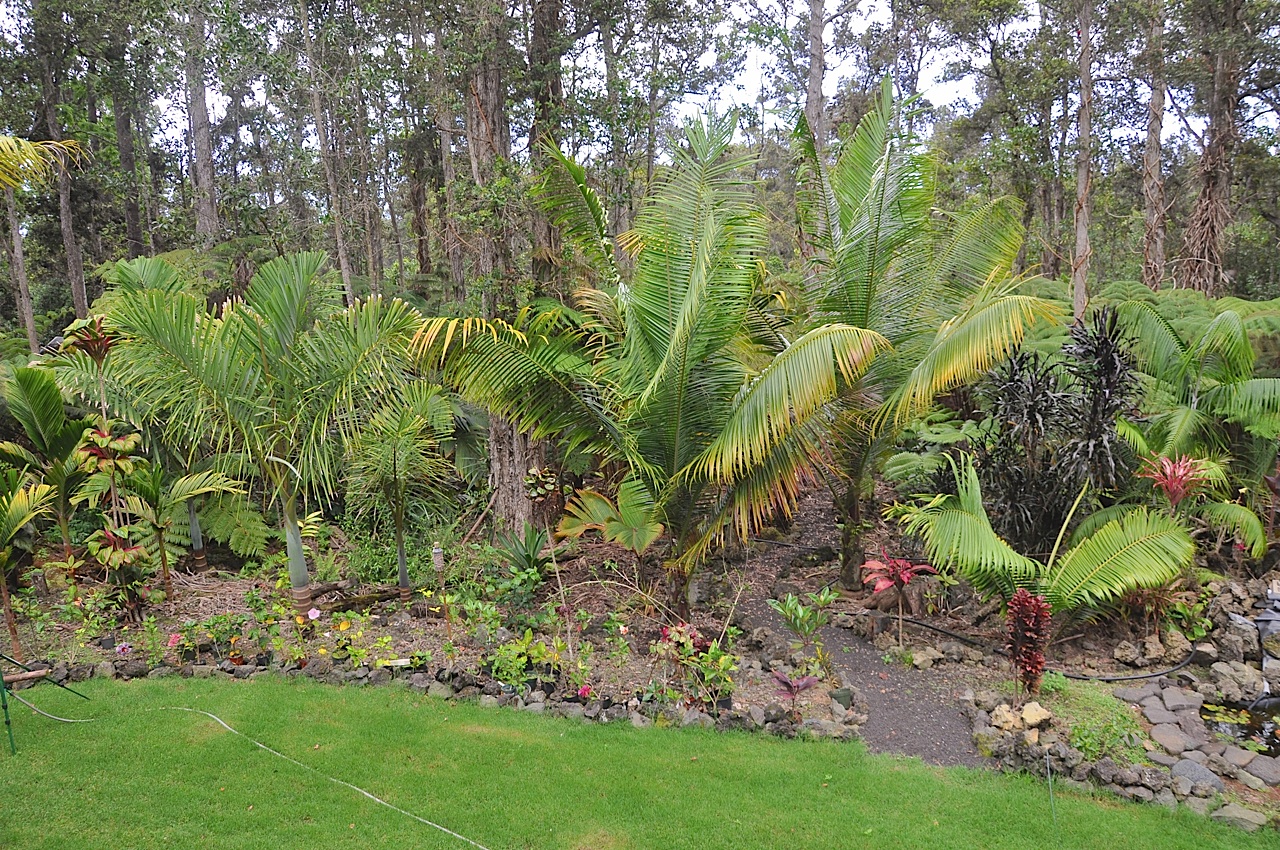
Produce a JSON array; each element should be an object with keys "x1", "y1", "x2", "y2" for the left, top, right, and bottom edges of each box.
[{"x1": 1192, "y1": 500, "x2": 1267, "y2": 559}]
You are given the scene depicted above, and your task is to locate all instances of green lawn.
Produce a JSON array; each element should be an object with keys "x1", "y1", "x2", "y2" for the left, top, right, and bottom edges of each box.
[{"x1": 0, "y1": 677, "x2": 1273, "y2": 850}]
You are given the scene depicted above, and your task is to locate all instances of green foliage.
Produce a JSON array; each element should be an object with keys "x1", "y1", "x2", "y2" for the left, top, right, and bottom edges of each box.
[
  {"x1": 766, "y1": 588, "x2": 838, "y2": 675},
  {"x1": 198, "y1": 494, "x2": 271, "y2": 559}
]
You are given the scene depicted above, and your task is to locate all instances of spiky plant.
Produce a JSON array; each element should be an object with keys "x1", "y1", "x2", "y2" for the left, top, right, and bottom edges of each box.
[{"x1": 1007, "y1": 589, "x2": 1052, "y2": 698}]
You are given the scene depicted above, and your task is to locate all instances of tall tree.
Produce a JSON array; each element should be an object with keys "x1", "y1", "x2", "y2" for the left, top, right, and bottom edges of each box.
[
  {"x1": 184, "y1": 0, "x2": 220, "y2": 248},
  {"x1": 1072, "y1": 0, "x2": 1094, "y2": 319},
  {"x1": 1141, "y1": 0, "x2": 1167, "y2": 290}
]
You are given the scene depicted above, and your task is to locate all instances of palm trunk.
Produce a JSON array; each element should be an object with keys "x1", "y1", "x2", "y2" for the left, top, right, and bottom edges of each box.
[
  {"x1": 4, "y1": 189, "x2": 39, "y2": 354},
  {"x1": 1071, "y1": 0, "x2": 1093, "y2": 319},
  {"x1": 188, "y1": 500, "x2": 207, "y2": 572},
  {"x1": 395, "y1": 506, "x2": 410, "y2": 605},
  {"x1": 281, "y1": 493, "x2": 311, "y2": 615},
  {"x1": 805, "y1": 0, "x2": 826, "y2": 151},
  {"x1": 1, "y1": 554, "x2": 22, "y2": 660},
  {"x1": 157, "y1": 528, "x2": 173, "y2": 600}
]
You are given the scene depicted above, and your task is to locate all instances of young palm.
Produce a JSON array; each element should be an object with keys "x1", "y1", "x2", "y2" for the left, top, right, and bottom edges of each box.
[
  {"x1": 57, "y1": 252, "x2": 422, "y2": 613},
  {"x1": 417, "y1": 116, "x2": 887, "y2": 611},
  {"x1": 345, "y1": 384, "x2": 457, "y2": 603},
  {"x1": 0, "y1": 136, "x2": 80, "y2": 188},
  {"x1": 0, "y1": 367, "x2": 94, "y2": 574},
  {"x1": 891, "y1": 455, "x2": 1194, "y2": 618},
  {"x1": 0, "y1": 470, "x2": 54, "y2": 659},
  {"x1": 123, "y1": 463, "x2": 244, "y2": 600},
  {"x1": 794, "y1": 81, "x2": 1058, "y2": 586}
]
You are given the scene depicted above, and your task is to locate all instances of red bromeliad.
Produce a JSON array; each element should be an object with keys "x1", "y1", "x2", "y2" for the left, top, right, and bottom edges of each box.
[
  {"x1": 863, "y1": 555, "x2": 936, "y2": 647},
  {"x1": 1136, "y1": 454, "x2": 1211, "y2": 509}
]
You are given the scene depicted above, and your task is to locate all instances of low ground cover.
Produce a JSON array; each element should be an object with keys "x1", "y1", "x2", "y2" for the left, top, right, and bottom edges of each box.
[{"x1": 1, "y1": 677, "x2": 1271, "y2": 849}]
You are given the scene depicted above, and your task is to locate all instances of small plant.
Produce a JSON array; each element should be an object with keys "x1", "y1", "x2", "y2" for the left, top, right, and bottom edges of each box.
[
  {"x1": 1137, "y1": 454, "x2": 1213, "y2": 508},
  {"x1": 772, "y1": 669, "x2": 819, "y2": 722},
  {"x1": 862, "y1": 556, "x2": 936, "y2": 647},
  {"x1": 650, "y1": 623, "x2": 738, "y2": 712},
  {"x1": 1039, "y1": 670, "x2": 1068, "y2": 696},
  {"x1": 1007, "y1": 589, "x2": 1052, "y2": 698},
  {"x1": 141, "y1": 615, "x2": 165, "y2": 666},
  {"x1": 767, "y1": 587, "x2": 838, "y2": 675}
]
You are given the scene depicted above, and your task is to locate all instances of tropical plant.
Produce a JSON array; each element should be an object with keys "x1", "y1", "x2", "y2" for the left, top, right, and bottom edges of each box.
[
  {"x1": 0, "y1": 136, "x2": 80, "y2": 189},
  {"x1": 0, "y1": 367, "x2": 94, "y2": 574},
  {"x1": 345, "y1": 383, "x2": 457, "y2": 603},
  {"x1": 793, "y1": 80, "x2": 1057, "y2": 587},
  {"x1": 862, "y1": 556, "x2": 936, "y2": 647},
  {"x1": 771, "y1": 669, "x2": 819, "y2": 722},
  {"x1": 55, "y1": 252, "x2": 423, "y2": 612},
  {"x1": 416, "y1": 116, "x2": 887, "y2": 613},
  {"x1": 1006, "y1": 589, "x2": 1052, "y2": 698},
  {"x1": 122, "y1": 463, "x2": 244, "y2": 600},
  {"x1": 0, "y1": 470, "x2": 54, "y2": 659},
  {"x1": 1114, "y1": 300, "x2": 1280, "y2": 480},
  {"x1": 891, "y1": 454, "x2": 1195, "y2": 618},
  {"x1": 767, "y1": 587, "x2": 839, "y2": 674}
]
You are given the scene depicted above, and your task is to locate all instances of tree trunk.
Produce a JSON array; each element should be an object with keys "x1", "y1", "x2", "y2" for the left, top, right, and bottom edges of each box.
[
  {"x1": 5, "y1": 190, "x2": 39, "y2": 354},
  {"x1": 599, "y1": 16, "x2": 629, "y2": 237},
  {"x1": 1, "y1": 557, "x2": 22, "y2": 661},
  {"x1": 529, "y1": 0, "x2": 565, "y2": 296},
  {"x1": 805, "y1": 0, "x2": 826, "y2": 150},
  {"x1": 1177, "y1": 0, "x2": 1241, "y2": 296},
  {"x1": 188, "y1": 500, "x2": 207, "y2": 572},
  {"x1": 297, "y1": 0, "x2": 355, "y2": 304},
  {"x1": 185, "y1": 4, "x2": 220, "y2": 248},
  {"x1": 34, "y1": 37, "x2": 88, "y2": 319},
  {"x1": 1071, "y1": 0, "x2": 1093, "y2": 320},
  {"x1": 1141, "y1": 0, "x2": 1167, "y2": 291},
  {"x1": 281, "y1": 491, "x2": 311, "y2": 615},
  {"x1": 112, "y1": 79, "x2": 145, "y2": 259}
]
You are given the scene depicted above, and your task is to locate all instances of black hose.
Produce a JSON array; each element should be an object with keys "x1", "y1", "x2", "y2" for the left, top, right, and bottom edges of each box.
[{"x1": 889, "y1": 614, "x2": 1199, "y2": 683}]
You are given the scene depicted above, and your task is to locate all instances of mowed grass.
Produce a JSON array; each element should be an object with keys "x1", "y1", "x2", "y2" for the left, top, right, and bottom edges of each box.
[{"x1": 0, "y1": 677, "x2": 1274, "y2": 850}]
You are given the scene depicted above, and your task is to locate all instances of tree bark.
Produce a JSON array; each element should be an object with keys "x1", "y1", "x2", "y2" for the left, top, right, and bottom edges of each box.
[
  {"x1": 529, "y1": 0, "x2": 565, "y2": 296},
  {"x1": 805, "y1": 0, "x2": 826, "y2": 150},
  {"x1": 1177, "y1": 0, "x2": 1241, "y2": 296},
  {"x1": 1141, "y1": 0, "x2": 1167, "y2": 291},
  {"x1": 599, "y1": 15, "x2": 629, "y2": 236},
  {"x1": 185, "y1": 3, "x2": 220, "y2": 248},
  {"x1": 5, "y1": 190, "x2": 40, "y2": 354},
  {"x1": 33, "y1": 19, "x2": 88, "y2": 320},
  {"x1": 297, "y1": 0, "x2": 355, "y2": 304},
  {"x1": 1071, "y1": 0, "x2": 1093, "y2": 320},
  {"x1": 109, "y1": 54, "x2": 145, "y2": 260}
]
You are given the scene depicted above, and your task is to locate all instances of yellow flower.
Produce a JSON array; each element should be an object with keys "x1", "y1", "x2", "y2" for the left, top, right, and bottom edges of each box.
[
  {"x1": 295, "y1": 615, "x2": 306, "y2": 625},
  {"x1": 318, "y1": 647, "x2": 328, "y2": 655},
  {"x1": 339, "y1": 620, "x2": 351, "y2": 631}
]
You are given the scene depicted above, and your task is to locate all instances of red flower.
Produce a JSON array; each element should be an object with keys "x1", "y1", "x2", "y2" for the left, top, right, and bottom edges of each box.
[{"x1": 862, "y1": 556, "x2": 936, "y2": 594}]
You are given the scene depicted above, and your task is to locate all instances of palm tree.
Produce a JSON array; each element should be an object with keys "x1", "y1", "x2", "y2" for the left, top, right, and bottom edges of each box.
[
  {"x1": 123, "y1": 463, "x2": 244, "y2": 600},
  {"x1": 793, "y1": 81, "x2": 1057, "y2": 586},
  {"x1": 1115, "y1": 301, "x2": 1280, "y2": 472},
  {"x1": 0, "y1": 470, "x2": 54, "y2": 659},
  {"x1": 58, "y1": 252, "x2": 422, "y2": 613},
  {"x1": 417, "y1": 116, "x2": 887, "y2": 612},
  {"x1": 345, "y1": 384, "x2": 457, "y2": 603},
  {"x1": 891, "y1": 454, "x2": 1194, "y2": 618},
  {"x1": 0, "y1": 367, "x2": 94, "y2": 575}
]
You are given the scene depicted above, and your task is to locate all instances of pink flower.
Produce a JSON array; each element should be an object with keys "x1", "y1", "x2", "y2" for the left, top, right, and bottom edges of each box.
[
  {"x1": 167, "y1": 633, "x2": 182, "y2": 648},
  {"x1": 307, "y1": 608, "x2": 321, "y2": 620},
  {"x1": 577, "y1": 685, "x2": 593, "y2": 699},
  {"x1": 618, "y1": 625, "x2": 628, "y2": 636}
]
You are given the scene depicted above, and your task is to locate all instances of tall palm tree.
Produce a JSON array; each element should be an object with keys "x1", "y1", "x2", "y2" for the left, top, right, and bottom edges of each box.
[
  {"x1": 794, "y1": 81, "x2": 1058, "y2": 585},
  {"x1": 417, "y1": 116, "x2": 887, "y2": 611},
  {"x1": 345, "y1": 384, "x2": 457, "y2": 603},
  {"x1": 0, "y1": 470, "x2": 54, "y2": 659},
  {"x1": 0, "y1": 367, "x2": 94, "y2": 574},
  {"x1": 57, "y1": 252, "x2": 422, "y2": 613},
  {"x1": 123, "y1": 463, "x2": 244, "y2": 600}
]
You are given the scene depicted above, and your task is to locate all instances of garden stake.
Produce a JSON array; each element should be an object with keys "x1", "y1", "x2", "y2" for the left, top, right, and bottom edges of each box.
[{"x1": 1, "y1": 679, "x2": 14, "y2": 755}]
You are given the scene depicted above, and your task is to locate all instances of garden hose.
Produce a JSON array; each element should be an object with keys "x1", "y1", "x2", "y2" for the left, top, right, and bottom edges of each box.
[{"x1": 5, "y1": 693, "x2": 494, "y2": 850}]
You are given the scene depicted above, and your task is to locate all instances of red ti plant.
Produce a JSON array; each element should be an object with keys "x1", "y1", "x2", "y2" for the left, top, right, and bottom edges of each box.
[
  {"x1": 1006, "y1": 588, "x2": 1052, "y2": 698},
  {"x1": 862, "y1": 555, "x2": 936, "y2": 647},
  {"x1": 1137, "y1": 454, "x2": 1211, "y2": 509},
  {"x1": 771, "y1": 669, "x2": 819, "y2": 723}
]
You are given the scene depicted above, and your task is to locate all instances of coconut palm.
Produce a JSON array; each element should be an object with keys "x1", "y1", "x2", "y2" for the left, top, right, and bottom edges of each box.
[
  {"x1": 0, "y1": 367, "x2": 94, "y2": 574},
  {"x1": 891, "y1": 454, "x2": 1194, "y2": 618},
  {"x1": 345, "y1": 384, "x2": 457, "y2": 602},
  {"x1": 793, "y1": 81, "x2": 1058, "y2": 586},
  {"x1": 59, "y1": 252, "x2": 422, "y2": 612},
  {"x1": 122, "y1": 463, "x2": 244, "y2": 600},
  {"x1": 417, "y1": 115, "x2": 888, "y2": 611},
  {"x1": 0, "y1": 470, "x2": 54, "y2": 659}
]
